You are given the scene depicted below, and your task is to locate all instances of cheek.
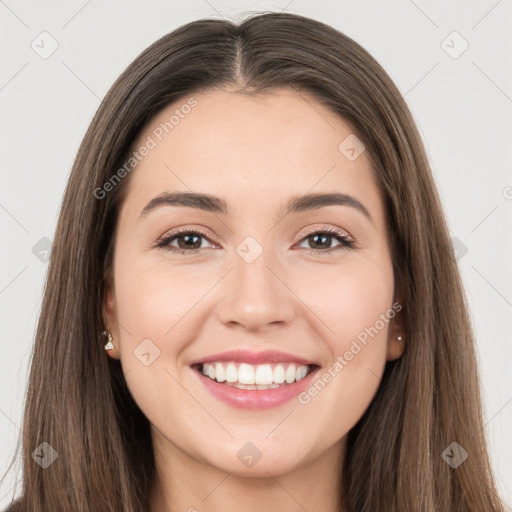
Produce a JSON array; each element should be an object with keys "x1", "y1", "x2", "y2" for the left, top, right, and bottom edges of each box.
[
  {"x1": 112, "y1": 254, "x2": 205, "y2": 428},
  {"x1": 292, "y1": 254, "x2": 394, "y2": 347},
  {"x1": 295, "y1": 261, "x2": 394, "y2": 429},
  {"x1": 114, "y1": 252, "x2": 207, "y2": 346},
  {"x1": 333, "y1": 271, "x2": 394, "y2": 346}
]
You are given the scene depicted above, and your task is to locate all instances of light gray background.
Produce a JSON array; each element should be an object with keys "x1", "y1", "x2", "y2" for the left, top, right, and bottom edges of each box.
[{"x1": 1, "y1": 0, "x2": 511, "y2": 508}]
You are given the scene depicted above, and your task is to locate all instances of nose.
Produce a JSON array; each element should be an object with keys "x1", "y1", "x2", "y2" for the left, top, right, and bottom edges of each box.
[{"x1": 215, "y1": 245, "x2": 296, "y2": 332}]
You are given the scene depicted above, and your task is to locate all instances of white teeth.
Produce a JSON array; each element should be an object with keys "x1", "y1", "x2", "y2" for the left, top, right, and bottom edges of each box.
[
  {"x1": 296, "y1": 365, "x2": 308, "y2": 381},
  {"x1": 200, "y1": 361, "x2": 311, "y2": 386},
  {"x1": 285, "y1": 364, "x2": 296, "y2": 384},
  {"x1": 215, "y1": 362, "x2": 226, "y2": 382},
  {"x1": 226, "y1": 363, "x2": 238, "y2": 383},
  {"x1": 238, "y1": 363, "x2": 255, "y2": 385},
  {"x1": 274, "y1": 364, "x2": 285, "y2": 384},
  {"x1": 255, "y1": 364, "x2": 274, "y2": 385}
]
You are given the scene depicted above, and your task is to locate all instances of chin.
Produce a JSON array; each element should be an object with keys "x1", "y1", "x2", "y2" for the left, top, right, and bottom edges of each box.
[{"x1": 200, "y1": 439, "x2": 309, "y2": 477}]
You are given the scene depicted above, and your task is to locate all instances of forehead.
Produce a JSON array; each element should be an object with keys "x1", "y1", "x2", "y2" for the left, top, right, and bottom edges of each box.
[{"x1": 122, "y1": 87, "x2": 382, "y2": 221}]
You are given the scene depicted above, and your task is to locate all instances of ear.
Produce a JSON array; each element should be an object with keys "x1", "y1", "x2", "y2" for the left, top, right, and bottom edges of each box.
[
  {"x1": 103, "y1": 280, "x2": 120, "y2": 360},
  {"x1": 386, "y1": 290, "x2": 406, "y2": 362}
]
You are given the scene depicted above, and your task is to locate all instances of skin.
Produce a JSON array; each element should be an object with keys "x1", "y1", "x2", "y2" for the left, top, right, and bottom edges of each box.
[{"x1": 104, "y1": 87, "x2": 405, "y2": 512}]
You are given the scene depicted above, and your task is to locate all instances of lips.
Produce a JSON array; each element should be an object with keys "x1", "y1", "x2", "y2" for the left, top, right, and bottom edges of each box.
[
  {"x1": 189, "y1": 349, "x2": 316, "y2": 366},
  {"x1": 192, "y1": 363, "x2": 320, "y2": 409},
  {"x1": 189, "y1": 349, "x2": 320, "y2": 409}
]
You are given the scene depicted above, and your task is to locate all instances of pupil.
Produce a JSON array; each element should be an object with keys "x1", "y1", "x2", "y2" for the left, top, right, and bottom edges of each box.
[
  {"x1": 311, "y1": 234, "x2": 330, "y2": 249},
  {"x1": 180, "y1": 234, "x2": 200, "y2": 249}
]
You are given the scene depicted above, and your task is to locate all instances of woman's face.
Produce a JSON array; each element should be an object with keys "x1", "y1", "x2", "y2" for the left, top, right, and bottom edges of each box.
[{"x1": 105, "y1": 87, "x2": 404, "y2": 477}]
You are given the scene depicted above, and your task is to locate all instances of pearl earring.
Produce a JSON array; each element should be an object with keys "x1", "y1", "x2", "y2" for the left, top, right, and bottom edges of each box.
[{"x1": 103, "y1": 331, "x2": 114, "y2": 351}]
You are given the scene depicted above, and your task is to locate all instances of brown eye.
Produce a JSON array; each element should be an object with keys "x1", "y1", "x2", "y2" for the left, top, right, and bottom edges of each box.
[
  {"x1": 156, "y1": 229, "x2": 215, "y2": 254},
  {"x1": 297, "y1": 227, "x2": 354, "y2": 256}
]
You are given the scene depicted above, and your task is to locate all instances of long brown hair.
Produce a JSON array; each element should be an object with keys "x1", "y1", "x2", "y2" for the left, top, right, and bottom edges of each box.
[{"x1": 3, "y1": 11, "x2": 506, "y2": 511}]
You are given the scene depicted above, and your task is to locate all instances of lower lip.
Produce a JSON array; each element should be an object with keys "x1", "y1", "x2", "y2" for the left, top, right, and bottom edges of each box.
[{"x1": 193, "y1": 366, "x2": 319, "y2": 409}]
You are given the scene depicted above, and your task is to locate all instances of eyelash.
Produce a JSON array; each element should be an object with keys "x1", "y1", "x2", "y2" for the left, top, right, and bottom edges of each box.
[{"x1": 155, "y1": 226, "x2": 355, "y2": 257}]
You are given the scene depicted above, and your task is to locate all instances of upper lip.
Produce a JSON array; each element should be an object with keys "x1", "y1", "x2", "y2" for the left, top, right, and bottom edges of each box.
[{"x1": 190, "y1": 349, "x2": 316, "y2": 366}]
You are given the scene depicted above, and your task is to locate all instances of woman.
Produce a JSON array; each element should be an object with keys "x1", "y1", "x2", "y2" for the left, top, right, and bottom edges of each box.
[{"x1": 3, "y1": 11, "x2": 506, "y2": 512}]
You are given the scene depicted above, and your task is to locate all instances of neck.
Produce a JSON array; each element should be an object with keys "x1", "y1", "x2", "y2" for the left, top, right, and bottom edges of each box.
[{"x1": 149, "y1": 431, "x2": 346, "y2": 512}]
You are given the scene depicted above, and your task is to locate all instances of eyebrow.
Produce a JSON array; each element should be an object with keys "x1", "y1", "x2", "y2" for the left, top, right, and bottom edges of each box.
[{"x1": 139, "y1": 191, "x2": 372, "y2": 223}]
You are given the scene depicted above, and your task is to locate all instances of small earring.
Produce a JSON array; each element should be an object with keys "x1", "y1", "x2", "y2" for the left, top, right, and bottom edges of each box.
[
  {"x1": 103, "y1": 331, "x2": 114, "y2": 351},
  {"x1": 397, "y1": 336, "x2": 402, "y2": 342}
]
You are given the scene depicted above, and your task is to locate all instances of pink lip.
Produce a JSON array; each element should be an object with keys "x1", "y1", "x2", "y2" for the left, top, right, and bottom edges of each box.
[
  {"x1": 189, "y1": 349, "x2": 316, "y2": 366},
  {"x1": 192, "y1": 365, "x2": 320, "y2": 410}
]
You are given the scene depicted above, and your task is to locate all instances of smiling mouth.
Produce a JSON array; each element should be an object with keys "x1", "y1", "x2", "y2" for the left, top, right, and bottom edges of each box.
[{"x1": 192, "y1": 361, "x2": 318, "y2": 390}]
